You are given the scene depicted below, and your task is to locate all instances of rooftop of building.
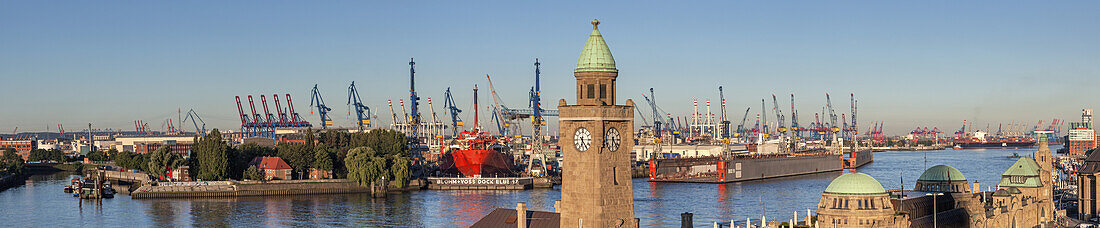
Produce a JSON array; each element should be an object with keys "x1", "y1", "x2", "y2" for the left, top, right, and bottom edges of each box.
[
  {"x1": 249, "y1": 156, "x2": 292, "y2": 170},
  {"x1": 918, "y1": 164, "x2": 967, "y2": 182},
  {"x1": 824, "y1": 172, "x2": 886, "y2": 195},
  {"x1": 998, "y1": 157, "x2": 1043, "y2": 188},
  {"x1": 575, "y1": 19, "x2": 617, "y2": 73},
  {"x1": 471, "y1": 208, "x2": 560, "y2": 228},
  {"x1": 1081, "y1": 148, "x2": 1100, "y2": 173}
]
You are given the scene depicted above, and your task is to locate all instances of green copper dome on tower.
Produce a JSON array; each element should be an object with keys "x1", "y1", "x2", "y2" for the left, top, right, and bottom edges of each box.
[
  {"x1": 918, "y1": 165, "x2": 968, "y2": 182},
  {"x1": 575, "y1": 19, "x2": 617, "y2": 73},
  {"x1": 824, "y1": 172, "x2": 887, "y2": 195}
]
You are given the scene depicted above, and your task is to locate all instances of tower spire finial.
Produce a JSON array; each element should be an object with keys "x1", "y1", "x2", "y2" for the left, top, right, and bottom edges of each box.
[{"x1": 591, "y1": 19, "x2": 600, "y2": 29}]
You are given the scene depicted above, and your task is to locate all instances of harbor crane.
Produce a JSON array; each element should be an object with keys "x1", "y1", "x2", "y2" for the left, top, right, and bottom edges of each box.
[
  {"x1": 529, "y1": 59, "x2": 545, "y2": 139},
  {"x1": 790, "y1": 94, "x2": 801, "y2": 139},
  {"x1": 310, "y1": 84, "x2": 333, "y2": 128},
  {"x1": 719, "y1": 86, "x2": 730, "y2": 144},
  {"x1": 825, "y1": 93, "x2": 839, "y2": 145},
  {"x1": 485, "y1": 74, "x2": 519, "y2": 136},
  {"x1": 443, "y1": 88, "x2": 463, "y2": 137},
  {"x1": 182, "y1": 109, "x2": 206, "y2": 136},
  {"x1": 737, "y1": 107, "x2": 750, "y2": 143},
  {"x1": 347, "y1": 81, "x2": 373, "y2": 130},
  {"x1": 408, "y1": 58, "x2": 422, "y2": 134},
  {"x1": 772, "y1": 94, "x2": 786, "y2": 135}
]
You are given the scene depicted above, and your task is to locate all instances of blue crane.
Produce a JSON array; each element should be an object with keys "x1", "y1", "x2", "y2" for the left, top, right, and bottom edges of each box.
[
  {"x1": 182, "y1": 109, "x2": 206, "y2": 136},
  {"x1": 347, "y1": 81, "x2": 372, "y2": 130},
  {"x1": 310, "y1": 84, "x2": 333, "y2": 128},
  {"x1": 790, "y1": 94, "x2": 800, "y2": 139},
  {"x1": 443, "y1": 87, "x2": 463, "y2": 136},
  {"x1": 529, "y1": 59, "x2": 543, "y2": 137},
  {"x1": 408, "y1": 58, "x2": 421, "y2": 134}
]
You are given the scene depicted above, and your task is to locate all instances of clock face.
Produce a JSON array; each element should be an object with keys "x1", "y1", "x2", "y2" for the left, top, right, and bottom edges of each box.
[
  {"x1": 605, "y1": 127, "x2": 621, "y2": 152},
  {"x1": 573, "y1": 127, "x2": 591, "y2": 152}
]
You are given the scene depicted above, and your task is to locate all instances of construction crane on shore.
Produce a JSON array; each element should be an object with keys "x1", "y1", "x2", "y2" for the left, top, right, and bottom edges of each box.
[
  {"x1": 347, "y1": 81, "x2": 373, "y2": 130},
  {"x1": 310, "y1": 85, "x2": 333, "y2": 128},
  {"x1": 443, "y1": 88, "x2": 463, "y2": 137},
  {"x1": 182, "y1": 109, "x2": 206, "y2": 136}
]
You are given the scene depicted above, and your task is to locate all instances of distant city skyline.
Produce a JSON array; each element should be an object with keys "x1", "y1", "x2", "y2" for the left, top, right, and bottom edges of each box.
[{"x1": 1, "y1": 1, "x2": 1097, "y2": 136}]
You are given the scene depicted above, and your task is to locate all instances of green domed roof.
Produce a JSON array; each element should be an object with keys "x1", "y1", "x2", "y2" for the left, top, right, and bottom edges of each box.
[
  {"x1": 575, "y1": 19, "x2": 617, "y2": 73},
  {"x1": 824, "y1": 172, "x2": 887, "y2": 195},
  {"x1": 918, "y1": 165, "x2": 967, "y2": 182}
]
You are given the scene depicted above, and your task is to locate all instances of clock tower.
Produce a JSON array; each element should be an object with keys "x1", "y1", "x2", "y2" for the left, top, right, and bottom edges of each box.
[{"x1": 558, "y1": 19, "x2": 637, "y2": 228}]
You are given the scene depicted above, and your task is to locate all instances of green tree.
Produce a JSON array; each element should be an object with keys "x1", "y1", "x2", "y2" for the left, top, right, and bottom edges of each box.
[
  {"x1": 312, "y1": 142, "x2": 334, "y2": 172},
  {"x1": 229, "y1": 143, "x2": 276, "y2": 180},
  {"x1": 113, "y1": 151, "x2": 148, "y2": 171},
  {"x1": 1, "y1": 148, "x2": 19, "y2": 162},
  {"x1": 345, "y1": 146, "x2": 383, "y2": 187},
  {"x1": 28, "y1": 149, "x2": 47, "y2": 162},
  {"x1": 243, "y1": 166, "x2": 265, "y2": 181},
  {"x1": 389, "y1": 155, "x2": 410, "y2": 188},
  {"x1": 194, "y1": 129, "x2": 229, "y2": 180},
  {"x1": 86, "y1": 150, "x2": 111, "y2": 161},
  {"x1": 276, "y1": 143, "x2": 312, "y2": 179},
  {"x1": 147, "y1": 145, "x2": 185, "y2": 179}
]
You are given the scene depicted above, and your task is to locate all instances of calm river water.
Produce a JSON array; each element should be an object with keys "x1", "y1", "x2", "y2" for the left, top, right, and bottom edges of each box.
[{"x1": 0, "y1": 146, "x2": 1057, "y2": 227}]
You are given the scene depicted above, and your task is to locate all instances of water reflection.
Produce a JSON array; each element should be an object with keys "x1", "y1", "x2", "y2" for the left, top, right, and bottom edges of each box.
[{"x1": 0, "y1": 146, "x2": 1058, "y2": 227}]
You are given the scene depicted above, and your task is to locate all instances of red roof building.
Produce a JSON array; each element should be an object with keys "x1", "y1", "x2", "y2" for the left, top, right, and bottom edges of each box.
[{"x1": 249, "y1": 156, "x2": 293, "y2": 180}]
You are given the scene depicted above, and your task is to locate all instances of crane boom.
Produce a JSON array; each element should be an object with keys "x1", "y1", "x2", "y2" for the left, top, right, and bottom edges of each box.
[
  {"x1": 309, "y1": 85, "x2": 333, "y2": 128},
  {"x1": 443, "y1": 88, "x2": 463, "y2": 136},
  {"x1": 347, "y1": 81, "x2": 373, "y2": 130}
]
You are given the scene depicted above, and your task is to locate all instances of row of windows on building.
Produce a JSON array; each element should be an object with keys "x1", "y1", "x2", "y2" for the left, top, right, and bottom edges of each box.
[
  {"x1": 830, "y1": 218, "x2": 883, "y2": 225},
  {"x1": 825, "y1": 197, "x2": 886, "y2": 210},
  {"x1": 584, "y1": 83, "x2": 609, "y2": 99}
]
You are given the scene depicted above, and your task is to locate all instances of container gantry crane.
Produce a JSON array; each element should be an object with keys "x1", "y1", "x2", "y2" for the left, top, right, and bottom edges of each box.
[
  {"x1": 310, "y1": 84, "x2": 333, "y2": 128},
  {"x1": 443, "y1": 88, "x2": 463, "y2": 137},
  {"x1": 347, "y1": 81, "x2": 373, "y2": 130}
]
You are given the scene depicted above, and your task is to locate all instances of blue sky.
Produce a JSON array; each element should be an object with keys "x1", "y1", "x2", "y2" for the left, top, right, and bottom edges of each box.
[{"x1": 1, "y1": 1, "x2": 1097, "y2": 136}]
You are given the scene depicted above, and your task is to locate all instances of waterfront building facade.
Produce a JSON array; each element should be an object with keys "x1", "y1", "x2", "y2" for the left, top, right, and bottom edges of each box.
[
  {"x1": 816, "y1": 172, "x2": 903, "y2": 228},
  {"x1": 1068, "y1": 108, "x2": 1097, "y2": 156},
  {"x1": 0, "y1": 139, "x2": 36, "y2": 160},
  {"x1": 1077, "y1": 148, "x2": 1100, "y2": 219},
  {"x1": 817, "y1": 141, "x2": 1054, "y2": 228}
]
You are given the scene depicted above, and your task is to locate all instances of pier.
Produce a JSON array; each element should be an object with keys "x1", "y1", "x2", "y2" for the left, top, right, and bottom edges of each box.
[{"x1": 130, "y1": 179, "x2": 425, "y2": 199}]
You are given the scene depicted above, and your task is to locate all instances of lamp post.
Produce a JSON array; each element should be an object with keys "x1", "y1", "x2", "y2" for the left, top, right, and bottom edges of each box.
[{"x1": 926, "y1": 193, "x2": 944, "y2": 228}]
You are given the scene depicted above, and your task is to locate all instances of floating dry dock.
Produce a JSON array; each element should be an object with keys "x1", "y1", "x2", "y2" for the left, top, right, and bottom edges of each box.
[
  {"x1": 426, "y1": 177, "x2": 548, "y2": 190},
  {"x1": 648, "y1": 152, "x2": 845, "y2": 183}
]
